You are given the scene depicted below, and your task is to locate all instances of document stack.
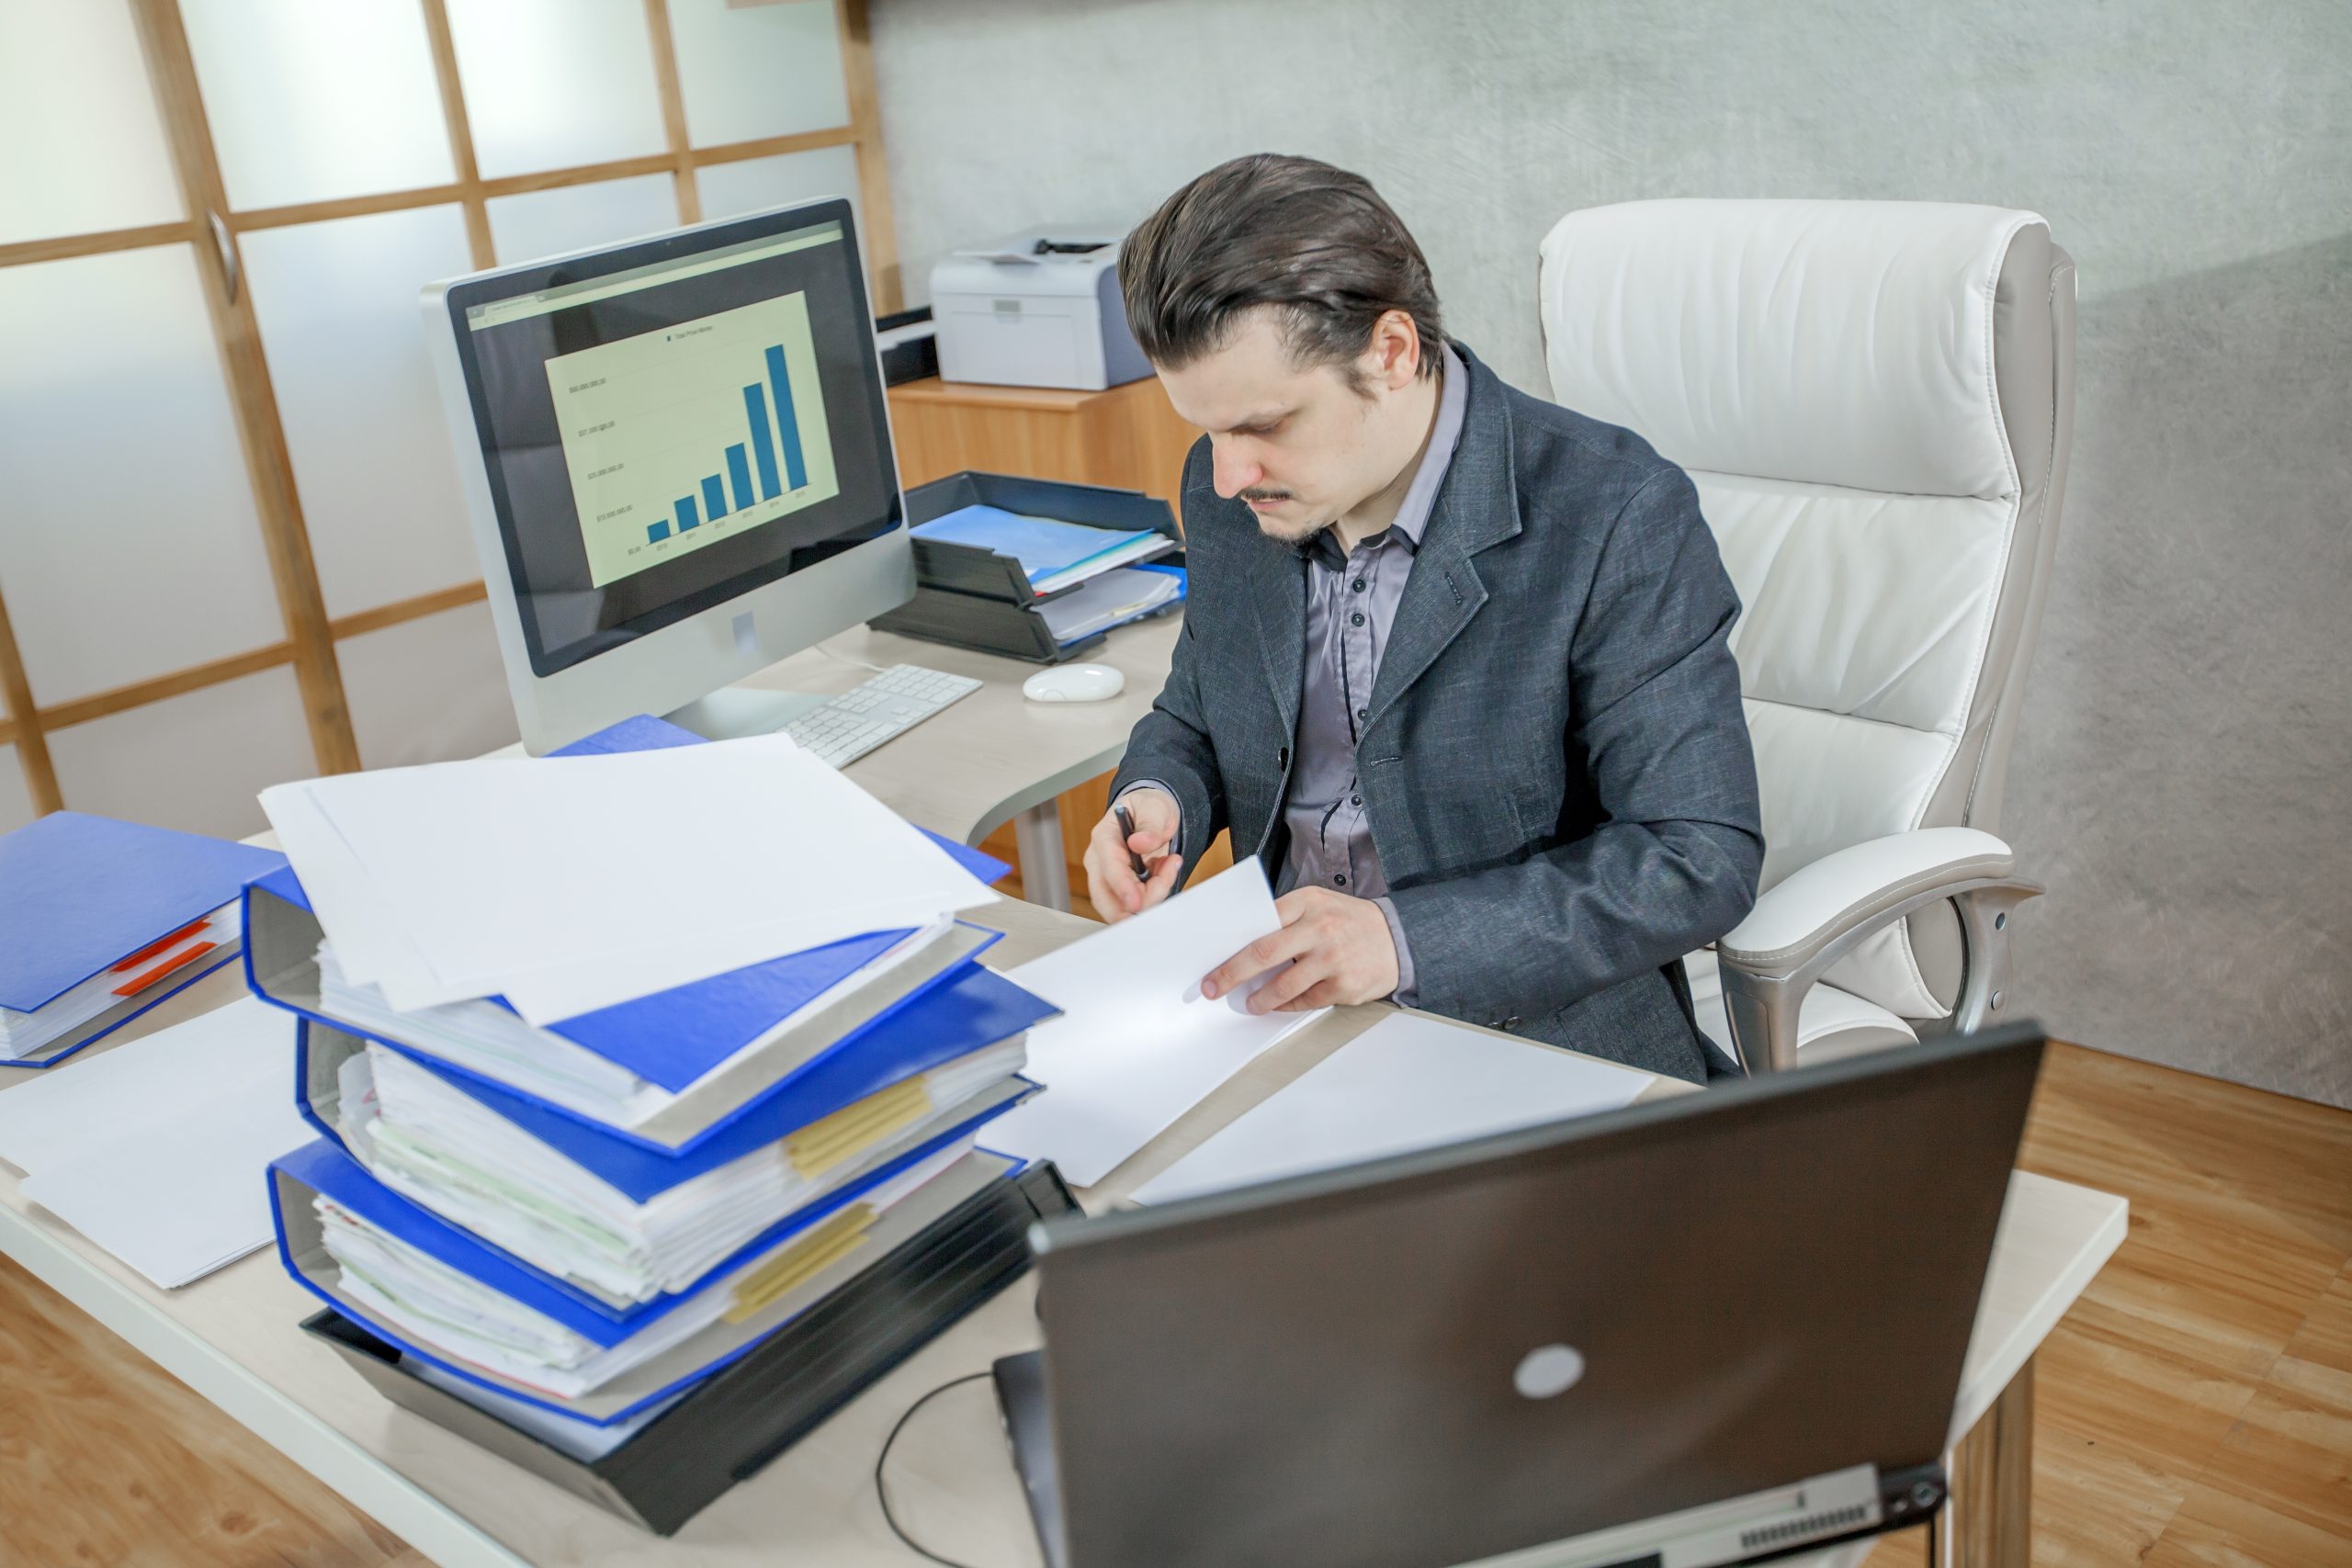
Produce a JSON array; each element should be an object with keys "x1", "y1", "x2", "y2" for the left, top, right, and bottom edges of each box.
[
  {"x1": 0, "y1": 811, "x2": 284, "y2": 1068},
  {"x1": 244, "y1": 716, "x2": 1069, "y2": 1516}
]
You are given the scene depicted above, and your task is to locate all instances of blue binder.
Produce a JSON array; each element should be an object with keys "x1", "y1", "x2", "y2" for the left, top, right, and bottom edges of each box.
[
  {"x1": 0, "y1": 812, "x2": 286, "y2": 1066},
  {"x1": 269, "y1": 1134, "x2": 1035, "y2": 1423},
  {"x1": 289, "y1": 957, "x2": 1055, "y2": 1201}
]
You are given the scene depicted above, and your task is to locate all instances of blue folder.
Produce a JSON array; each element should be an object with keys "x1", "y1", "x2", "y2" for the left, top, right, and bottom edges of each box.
[
  {"x1": 0, "y1": 812, "x2": 286, "y2": 1066},
  {"x1": 910, "y1": 504, "x2": 1159, "y2": 583},
  {"x1": 290, "y1": 956, "x2": 1056, "y2": 1201}
]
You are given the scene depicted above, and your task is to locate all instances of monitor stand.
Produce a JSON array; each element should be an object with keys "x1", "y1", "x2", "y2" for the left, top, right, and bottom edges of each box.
[{"x1": 663, "y1": 685, "x2": 831, "y2": 742}]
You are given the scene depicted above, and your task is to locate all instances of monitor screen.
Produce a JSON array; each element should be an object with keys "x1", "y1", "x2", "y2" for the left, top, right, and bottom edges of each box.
[{"x1": 442, "y1": 204, "x2": 899, "y2": 677}]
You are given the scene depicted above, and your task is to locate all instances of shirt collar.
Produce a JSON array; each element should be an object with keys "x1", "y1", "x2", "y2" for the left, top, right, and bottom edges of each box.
[{"x1": 1305, "y1": 342, "x2": 1469, "y2": 569}]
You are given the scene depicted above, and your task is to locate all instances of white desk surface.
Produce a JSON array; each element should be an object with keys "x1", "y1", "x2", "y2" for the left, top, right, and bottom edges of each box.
[
  {"x1": 0, "y1": 888, "x2": 2125, "y2": 1568},
  {"x1": 762, "y1": 617, "x2": 1183, "y2": 846}
]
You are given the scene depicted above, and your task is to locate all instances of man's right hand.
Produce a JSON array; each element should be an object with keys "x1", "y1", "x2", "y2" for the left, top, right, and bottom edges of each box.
[{"x1": 1083, "y1": 789, "x2": 1182, "y2": 921}]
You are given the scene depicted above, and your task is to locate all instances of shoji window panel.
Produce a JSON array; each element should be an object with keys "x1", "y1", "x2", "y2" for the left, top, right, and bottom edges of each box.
[
  {"x1": 487, "y1": 175, "x2": 681, "y2": 266},
  {"x1": 0, "y1": 747, "x2": 32, "y2": 836},
  {"x1": 238, "y1": 206, "x2": 480, "y2": 620},
  {"x1": 698, "y1": 145, "x2": 865, "y2": 243},
  {"x1": 667, "y1": 0, "x2": 850, "y2": 147},
  {"x1": 444, "y1": 0, "x2": 668, "y2": 179},
  {"x1": 0, "y1": 0, "x2": 182, "y2": 245},
  {"x1": 0, "y1": 245, "x2": 286, "y2": 706},
  {"x1": 179, "y1": 0, "x2": 455, "y2": 211},
  {"x1": 46, "y1": 667, "x2": 313, "y2": 839},
  {"x1": 335, "y1": 602, "x2": 516, "y2": 772}
]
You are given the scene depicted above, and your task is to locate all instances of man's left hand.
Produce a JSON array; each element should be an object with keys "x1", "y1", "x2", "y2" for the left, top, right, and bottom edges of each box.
[{"x1": 1201, "y1": 887, "x2": 1400, "y2": 1013}]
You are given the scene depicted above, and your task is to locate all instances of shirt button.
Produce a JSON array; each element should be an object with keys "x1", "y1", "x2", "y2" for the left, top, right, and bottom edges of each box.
[
  {"x1": 1334, "y1": 874, "x2": 1347, "y2": 887},
  {"x1": 1351, "y1": 578, "x2": 1366, "y2": 592},
  {"x1": 1356, "y1": 706, "x2": 1369, "y2": 721},
  {"x1": 1351, "y1": 794, "x2": 1362, "y2": 806},
  {"x1": 1350, "y1": 611, "x2": 1365, "y2": 627}
]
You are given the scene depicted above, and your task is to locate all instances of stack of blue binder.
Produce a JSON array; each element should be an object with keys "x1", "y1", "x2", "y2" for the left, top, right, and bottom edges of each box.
[{"x1": 247, "y1": 716, "x2": 1060, "y2": 1440}]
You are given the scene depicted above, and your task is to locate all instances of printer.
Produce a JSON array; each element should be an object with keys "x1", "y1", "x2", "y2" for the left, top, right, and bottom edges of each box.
[{"x1": 929, "y1": 231, "x2": 1151, "y2": 391}]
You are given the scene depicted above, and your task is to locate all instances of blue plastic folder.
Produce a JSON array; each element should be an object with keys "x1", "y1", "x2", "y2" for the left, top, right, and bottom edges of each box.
[
  {"x1": 910, "y1": 504, "x2": 1158, "y2": 584},
  {"x1": 0, "y1": 812, "x2": 286, "y2": 1065},
  {"x1": 289, "y1": 955, "x2": 1055, "y2": 1201}
]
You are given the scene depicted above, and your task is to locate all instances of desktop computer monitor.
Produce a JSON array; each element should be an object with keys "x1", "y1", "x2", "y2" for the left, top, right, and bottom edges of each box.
[{"x1": 423, "y1": 198, "x2": 912, "y2": 754}]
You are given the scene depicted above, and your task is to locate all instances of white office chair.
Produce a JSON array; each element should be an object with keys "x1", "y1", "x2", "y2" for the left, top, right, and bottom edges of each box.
[{"x1": 1538, "y1": 200, "x2": 2076, "y2": 1071}]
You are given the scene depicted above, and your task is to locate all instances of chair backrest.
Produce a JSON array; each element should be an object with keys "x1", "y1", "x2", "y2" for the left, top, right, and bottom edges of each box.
[{"x1": 1538, "y1": 200, "x2": 2075, "y2": 1019}]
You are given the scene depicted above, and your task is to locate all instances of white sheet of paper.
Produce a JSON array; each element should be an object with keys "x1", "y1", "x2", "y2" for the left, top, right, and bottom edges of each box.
[
  {"x1": 1131, "y1": 1011, "x2": 1650, "y2": 1205},
  {"x1": 23, "y1": 1086, "x2": 314, "y2": 1288},
  {"x1": 0, "y1": 997, "x2": 290, "y2": 1176},
  {"x1": 982, "y1": 859, "x2": 1326, "y2": 1186},
  {"x1": 0, "y1": 997, "x2": 314, "y2": 1289},
  {"x1": 262, "y1": 738, "x2": 996, "y2": 1021}
]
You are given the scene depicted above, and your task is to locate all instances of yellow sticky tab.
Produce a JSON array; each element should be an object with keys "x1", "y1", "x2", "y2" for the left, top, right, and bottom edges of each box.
[
  {"x1": 786, "y1": 1077, "x2": 933, "y2": 1179},
  {"x1": 727, "y1": 1204, "x2": 874, "y2": 1324}
]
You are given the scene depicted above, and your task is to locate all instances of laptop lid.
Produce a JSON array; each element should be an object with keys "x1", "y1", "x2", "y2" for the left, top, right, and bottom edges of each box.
[{"x1": 1023, "y1": 1024, "x2": 2045, "y2": 1568}]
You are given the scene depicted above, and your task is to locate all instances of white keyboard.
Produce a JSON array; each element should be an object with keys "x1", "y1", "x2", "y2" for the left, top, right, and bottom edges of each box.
[{"x1": 782, "y1": 663, "x2": 982, "y2": 768}]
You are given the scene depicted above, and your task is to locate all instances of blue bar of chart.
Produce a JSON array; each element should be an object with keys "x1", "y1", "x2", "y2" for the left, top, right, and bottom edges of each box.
[
  {"x1": 765, "y1": 345, "x2": 809, "y2": 492},
  {"x1": 742, "y1": 384, "x2": 782, "y2": 499},
  {"x1": 726, "y1": 444, "x2": 755, "y2": 511},
  {"x1": 550, "y1": 291, "x2": 840, "y2": 587}
]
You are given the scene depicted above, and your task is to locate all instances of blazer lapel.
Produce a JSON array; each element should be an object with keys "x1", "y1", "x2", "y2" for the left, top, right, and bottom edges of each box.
[
  {"x1": 1249, "y1": 535, "x2": 1308, "y2": 737},
  {"x1": 1367, "y1": 348, "x2": 1522, "y2": 728}
]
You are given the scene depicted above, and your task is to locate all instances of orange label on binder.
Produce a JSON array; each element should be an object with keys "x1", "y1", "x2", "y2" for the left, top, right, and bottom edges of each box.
[
  {"x1": 110, "y1": 919, "x2": 210, "y2": 972},
  {"x1": 110, "y1": 942, "x2": 219, "y2": 997}
]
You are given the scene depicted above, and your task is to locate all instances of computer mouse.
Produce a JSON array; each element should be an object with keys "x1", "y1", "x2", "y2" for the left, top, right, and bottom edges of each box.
[{"x1": 1023, "y1": 664, "x2": 1126, "y2": 703}]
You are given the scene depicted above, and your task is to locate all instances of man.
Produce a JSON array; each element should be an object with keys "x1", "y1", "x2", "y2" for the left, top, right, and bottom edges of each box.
[{"x1": 1083, "y1": 154, "x2": 1761, "y2": 1082}]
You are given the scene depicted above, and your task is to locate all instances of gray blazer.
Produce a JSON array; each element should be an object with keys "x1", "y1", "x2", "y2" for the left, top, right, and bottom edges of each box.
[{"x1": 1112, "y1": 345, "x2": 1763, "y2": 1081}]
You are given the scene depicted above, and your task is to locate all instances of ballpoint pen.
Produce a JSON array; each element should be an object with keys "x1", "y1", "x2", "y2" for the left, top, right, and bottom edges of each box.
[{"x1": 1113, "y1": 803, "x2": 1151, "y2": 882}]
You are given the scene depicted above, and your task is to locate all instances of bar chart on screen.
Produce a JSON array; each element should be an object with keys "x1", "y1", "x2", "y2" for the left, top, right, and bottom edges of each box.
[{"x1": 546, "y1": 291, "x2": 842, "y2": 587}]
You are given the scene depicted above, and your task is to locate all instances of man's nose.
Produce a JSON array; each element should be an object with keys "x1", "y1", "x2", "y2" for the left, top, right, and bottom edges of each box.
[{"x1": 1211, "y1": 442, "x2": 1263, "y2": 499}]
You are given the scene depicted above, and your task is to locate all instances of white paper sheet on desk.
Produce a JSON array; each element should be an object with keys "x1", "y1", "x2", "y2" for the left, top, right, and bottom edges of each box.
[
  {"x1": 981, "y1": 859, "x2": 1326, "y2": 1187},
  {"x1": 0, "y1": 997, "x2": 313, "y2": 1288},
  {"x1": 1130, "y1": 1011, "x2": 1650, "y2": 1205},
  {"x1": 261, "y1": 737, "x2": 997, "y2": 1022}
]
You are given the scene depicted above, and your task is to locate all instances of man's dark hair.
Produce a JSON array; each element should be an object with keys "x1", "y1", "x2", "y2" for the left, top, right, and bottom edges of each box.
[{"x1": 1119, "y1": 153, "x2": 1446, "y2": 391}]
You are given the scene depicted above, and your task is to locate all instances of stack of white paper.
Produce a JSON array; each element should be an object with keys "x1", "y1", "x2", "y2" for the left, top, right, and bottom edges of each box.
[
  {"x1": 983, "y1": 859, "x2": 1327, "y2": 1186},
  {"x1": 348, "y1": 1036, "x2": 1029, "y2": 1303},
  {"x1": 0, "y1": 998, "x2": 314, "y2": 1287},
  {"x1": 1131, "y1": 1012, "x2": 1652, "y2": 1205},
  {"x1": 1036, "y1": 566, "x2": 1183, "y2": 647},
  {"x1": 259, "y1": 737, "x2": 998, "y2": 1022},
  {"x1": 319, "y1": 1141, "x2": 970, "y2": 1400}
]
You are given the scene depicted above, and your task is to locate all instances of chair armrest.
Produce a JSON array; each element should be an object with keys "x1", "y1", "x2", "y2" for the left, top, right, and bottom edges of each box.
[
  {"x1": 1715, "y1": 828, "x2": 2042, "y2": 1075},
  {"x1": 1721, "y1": 828, "x2": 2018, "y2": 977}
]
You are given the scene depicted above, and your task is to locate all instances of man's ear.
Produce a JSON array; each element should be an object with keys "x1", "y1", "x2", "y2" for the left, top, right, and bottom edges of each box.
[{"x1": 1365, "y1": 309, "x2": 1422, "y2": 391}]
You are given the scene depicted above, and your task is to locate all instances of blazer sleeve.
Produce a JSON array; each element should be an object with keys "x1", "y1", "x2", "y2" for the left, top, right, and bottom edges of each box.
[
  {"x1": 1385, "y1": 467, "x2": 1764, "y2": 1023},
  {"x1": 1110, "y1": 445, "x2": 1230, "y2": 883}
]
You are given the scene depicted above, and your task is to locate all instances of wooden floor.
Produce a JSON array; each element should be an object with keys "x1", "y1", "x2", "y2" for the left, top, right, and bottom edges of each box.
[{"x1": 3, "y1": 1041, "x2": 2346, "y2": 1567}]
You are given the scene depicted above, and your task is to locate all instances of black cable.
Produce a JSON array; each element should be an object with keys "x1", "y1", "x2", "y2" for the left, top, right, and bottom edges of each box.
[{"x1": 875, "y1": 1370, "x2": 994, "y2": 1568}]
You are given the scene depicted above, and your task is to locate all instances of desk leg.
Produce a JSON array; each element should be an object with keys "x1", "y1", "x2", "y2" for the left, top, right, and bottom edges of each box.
[
  {"x1": 1933, "y1": 1355, "x2": 2034, "y2": 1568},
  {"x1": 1014, "y1": 800, "x2": 1073, "y2": 911}
]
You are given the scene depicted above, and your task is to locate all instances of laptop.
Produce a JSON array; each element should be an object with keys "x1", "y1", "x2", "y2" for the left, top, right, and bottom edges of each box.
[{"x1": 993, "y1": 1023, "x2": 2045, "y2": 1568}]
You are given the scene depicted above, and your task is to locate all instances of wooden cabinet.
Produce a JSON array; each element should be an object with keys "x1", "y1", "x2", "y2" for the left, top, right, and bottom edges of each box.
[{"x1": 884, "y1": 373, "x2": 1232, "y2": 910}]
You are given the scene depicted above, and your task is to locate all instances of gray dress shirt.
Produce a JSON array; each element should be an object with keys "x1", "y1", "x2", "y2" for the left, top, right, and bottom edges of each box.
[{"x1": 1125, "y1": 344, "x2": 1468, "y2": 1002}]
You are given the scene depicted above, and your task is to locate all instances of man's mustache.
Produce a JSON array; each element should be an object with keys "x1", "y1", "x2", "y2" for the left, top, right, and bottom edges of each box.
[{"x1": 1238, "y1": 489, "x2": 1295, "y2": 502}]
